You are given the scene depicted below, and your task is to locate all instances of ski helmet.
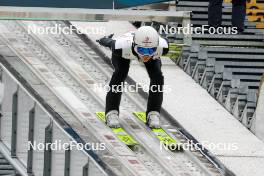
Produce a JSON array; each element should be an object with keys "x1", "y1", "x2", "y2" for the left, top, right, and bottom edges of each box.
[{"x1": 134, "y1": 26, "x2": 159, "y2": 48}]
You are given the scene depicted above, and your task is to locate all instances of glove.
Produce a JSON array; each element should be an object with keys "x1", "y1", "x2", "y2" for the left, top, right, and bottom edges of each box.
[
  {"x1": 96, "y1": 34, "x2": 114, "y2": 46},
  {"x1": 108, "y1": 34, "x2": 114, "y2": 38}
]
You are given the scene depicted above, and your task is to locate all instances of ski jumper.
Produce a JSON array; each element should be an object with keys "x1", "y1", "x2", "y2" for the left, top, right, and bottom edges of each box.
[{"x1": 99, "y1": 33, "x2": 169, "y2": 116}]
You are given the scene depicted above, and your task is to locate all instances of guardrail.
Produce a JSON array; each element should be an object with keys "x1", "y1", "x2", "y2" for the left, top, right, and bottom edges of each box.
[
  {"x1": 0, "y1": 7, "x2": 192, "y2": 45},
  {"x1": 176, "y1": 44, "x2": 263, "y2": 132},
  {"x1": 254, "y1": 73, "x2": 264, "y2": 141},
  {"x1": 0, "y1": 56, "x2": 108, "y2": 176}
]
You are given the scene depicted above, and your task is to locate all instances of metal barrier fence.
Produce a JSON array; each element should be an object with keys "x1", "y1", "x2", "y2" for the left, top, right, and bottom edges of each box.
[
  {"x1": 0, "y1": 7, "x2": 192, "y2": 46},
  {"x1": 254, "y1": 74, "x2": 264, "y2": 141},
  {"x1": 0, "y1": 57, "x2": 108, "y2": 176},
  {"x1": 177, "y1": 44, "x2": 264, "y2": 132}
]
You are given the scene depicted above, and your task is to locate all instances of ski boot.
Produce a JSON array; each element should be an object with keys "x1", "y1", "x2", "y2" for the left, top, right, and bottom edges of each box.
[
  {"x1": 106, "y1": 110, "x2": 120, "y2": 128},
  {"x1": 147, "y1": 111, "x2": 161, "y2": 128}
]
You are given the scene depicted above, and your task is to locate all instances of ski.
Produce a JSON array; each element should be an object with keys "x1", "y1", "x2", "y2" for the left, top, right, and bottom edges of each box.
[
  {"x1": 133, "y1": 112, "x2": 182, "y2": 151},
  {"x1": 96, "y1": 112, "x2": 139, "y2": 147}
]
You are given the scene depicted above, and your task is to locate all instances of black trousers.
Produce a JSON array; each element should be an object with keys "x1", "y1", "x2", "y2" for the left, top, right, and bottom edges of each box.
[
  {"x1": 105, "y1": 56, "x2": 164, "y2": 116},
  {"x1": 208, "y1": 0, "x2": 246, "y2": 31}
]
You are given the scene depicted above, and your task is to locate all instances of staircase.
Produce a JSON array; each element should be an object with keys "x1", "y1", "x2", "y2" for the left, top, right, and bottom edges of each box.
[{"x1": 176, "y1": 0, "x2": 264, "y2": 34}]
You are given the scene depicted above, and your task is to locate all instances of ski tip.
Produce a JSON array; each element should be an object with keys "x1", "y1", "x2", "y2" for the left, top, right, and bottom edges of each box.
[
  {"x1": 95, "y1": 112, "x2": 106, "y2": 123},
  {"x1": 133, "y1": 112, "x2": 147, "y2": 123},
  {"x1": 96, "y1": 112, "x2": 105, "y2": 117}
]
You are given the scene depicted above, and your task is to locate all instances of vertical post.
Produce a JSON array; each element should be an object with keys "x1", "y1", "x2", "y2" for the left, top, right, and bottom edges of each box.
[
  {"x1": 43, "y1": 121, "x2": 53, "y2": 176},
  {"x1": 11, "y1": 88, "x2": 18, "y2": 157},
  {"x1": 182, "y1": 12, "x2": 192, "y2": 46},
  {"x1": 27, "y1": 105, "x2": 36, "y2": 175},
  {"x1": 64, "y1": 147, "x2": 71, "y2": 176},
  {"x1": 0, "y1": 66, "x2": 3, "y2": 138},
  {"x1": 82, "y1": 159, "x2": 89, "y2": 176}
]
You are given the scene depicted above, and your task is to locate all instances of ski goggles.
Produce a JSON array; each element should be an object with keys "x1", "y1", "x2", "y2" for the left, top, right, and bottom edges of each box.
[{"x1": 135, "y1": 46, "x2": 157, "y2": 56}]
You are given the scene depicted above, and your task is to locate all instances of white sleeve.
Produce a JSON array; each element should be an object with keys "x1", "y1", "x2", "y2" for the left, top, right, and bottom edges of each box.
[
  {"x1": 159, "y1": 37, "x2": 169, "y2": 48},
  {"x1": 115, "y1": 37, "x2": 133, "y2": 49}
]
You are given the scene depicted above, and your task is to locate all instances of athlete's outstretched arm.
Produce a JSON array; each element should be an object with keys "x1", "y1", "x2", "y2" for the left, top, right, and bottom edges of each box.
[
  {"x1": 97, "y1": 34, "x2": 123, "y2": 57},
  {"x1": 97, "y1": 34, "x2": 115, "y2": 49}
]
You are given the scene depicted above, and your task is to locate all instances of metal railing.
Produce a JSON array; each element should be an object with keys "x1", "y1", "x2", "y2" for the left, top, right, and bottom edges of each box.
[
  {"x1": 176, "y1": 44, "x2": 263, "y2": 132},
  {"x1": 0, "y1": 6, "x2": 192, "y2": 45},
  {"x1": 254, "y1": 73, "x2": 264, "y2": 140},
  {"x1": 0, "y1": 56, "x2": 108, "y2": 176}
]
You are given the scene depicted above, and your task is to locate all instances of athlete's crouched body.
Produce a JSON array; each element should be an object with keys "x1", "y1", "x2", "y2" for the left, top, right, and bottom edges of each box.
[{"x1": 97, "y1": 26, "x2": 169, "y2": 128}]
